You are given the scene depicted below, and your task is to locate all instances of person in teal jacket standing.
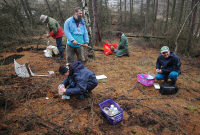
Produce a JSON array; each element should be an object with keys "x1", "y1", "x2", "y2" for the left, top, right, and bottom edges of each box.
[
  {"x1": 64, "y1": 7, "x2": 89, "y2": 63},
  {"x1": 114, "y1": 31, "x2": 129, "y2": 57}
]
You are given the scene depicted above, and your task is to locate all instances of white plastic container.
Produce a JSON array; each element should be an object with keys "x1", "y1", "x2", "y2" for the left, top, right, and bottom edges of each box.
[
  {"x1": 103, "y1": 107, "x2": 112, "y2": 116},
  {"x1": 58, "y1": 84, "x2": 65, "y2": 95},
  {"x1": 62, "y1": 95, "x2": 70, "y2": 100},
  {"x1": 113, "y1": 107, "x2": 119, "y2": 115}
]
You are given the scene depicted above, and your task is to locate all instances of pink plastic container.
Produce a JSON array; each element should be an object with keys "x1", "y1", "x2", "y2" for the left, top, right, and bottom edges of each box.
[{"x1": 137, "y1": 74, "x2": 155, "y2": 86}]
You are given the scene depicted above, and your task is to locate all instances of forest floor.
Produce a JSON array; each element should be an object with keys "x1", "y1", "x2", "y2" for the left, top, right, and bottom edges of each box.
[{"x1": 0, "y1": 37, "x2": 200, "y2": 135}]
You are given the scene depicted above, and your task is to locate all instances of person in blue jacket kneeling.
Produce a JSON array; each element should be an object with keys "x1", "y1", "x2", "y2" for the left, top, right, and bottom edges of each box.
[
  {"x1": 155, "y1": 46, "x2": 181, "y2": 85},
  {"x1": 59, "y1": 61, "x2": 98, "y2": 99}
]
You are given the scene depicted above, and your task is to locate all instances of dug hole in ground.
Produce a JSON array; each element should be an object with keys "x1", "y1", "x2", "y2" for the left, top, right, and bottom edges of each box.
[{"x1": 0, "y1": 38, "x2": 200, "y2": 135}]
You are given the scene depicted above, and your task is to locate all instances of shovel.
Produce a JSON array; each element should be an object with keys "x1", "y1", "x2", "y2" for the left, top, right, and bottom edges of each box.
[
  {"x1": 77, "y1": 43, "x2": 93, "y2": 49},
  {"x1": 77, "y1": 43, "x2": 104, "y2": 52}
]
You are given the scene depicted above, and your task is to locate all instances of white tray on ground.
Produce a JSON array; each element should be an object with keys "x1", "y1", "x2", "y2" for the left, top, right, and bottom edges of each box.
[
  {"x1": 154, "y1": 83, "x2": 160, "y2": 89},
  {"x1": 96, "y1": 75, "x2": 107, "y2": 80}
]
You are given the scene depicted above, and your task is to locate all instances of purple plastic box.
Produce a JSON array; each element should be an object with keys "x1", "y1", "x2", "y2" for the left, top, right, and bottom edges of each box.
[
  {"x1": 137, "y1": 73, "x2": 155, "y2": 86},
  {"x1": 99, "y1": 99, "x2": 124, "y2": 125}
]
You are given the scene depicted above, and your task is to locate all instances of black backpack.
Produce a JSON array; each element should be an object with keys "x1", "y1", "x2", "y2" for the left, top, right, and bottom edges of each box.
[{"x1": 159, "y1": 82, "x2": 178, "y2": 95}]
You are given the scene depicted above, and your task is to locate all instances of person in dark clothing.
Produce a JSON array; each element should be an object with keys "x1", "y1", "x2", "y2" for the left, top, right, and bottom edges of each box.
[
  {"x1": 155, "y1": 46, "x2": 181, "y2": 85},
  {"x1": 58, "y1": 61, "x2": 98, "y2": 99}
]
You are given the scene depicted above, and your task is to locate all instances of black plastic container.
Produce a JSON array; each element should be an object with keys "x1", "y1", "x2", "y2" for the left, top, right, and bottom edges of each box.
[{"x1": 159, "y1": 82, "x2": 178, "y2": 95}]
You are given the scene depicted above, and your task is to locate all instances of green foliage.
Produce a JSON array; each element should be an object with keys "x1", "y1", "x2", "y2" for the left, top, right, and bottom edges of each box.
[
  {"x1": 70, "y1": 129, "x2": 81, "y2": 135},
  {"x1": 186, "y1": 106, "x2": 198, "y2": 111}
]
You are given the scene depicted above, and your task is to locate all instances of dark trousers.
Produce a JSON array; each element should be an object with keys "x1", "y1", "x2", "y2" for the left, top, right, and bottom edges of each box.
[
  {"x1": 56, "y1": 37, "x2": 63, "y2": 57},
  {"x1": 66, "y1": 45, "x2": 85, "y2": 63}
]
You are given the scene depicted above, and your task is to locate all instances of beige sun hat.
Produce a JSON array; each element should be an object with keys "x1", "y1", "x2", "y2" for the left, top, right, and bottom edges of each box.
[{"x1": 40, "y1": 15, "x2": 48, "y2": 23}]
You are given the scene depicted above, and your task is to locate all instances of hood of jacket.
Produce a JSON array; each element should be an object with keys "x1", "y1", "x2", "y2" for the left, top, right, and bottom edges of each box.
[{"x1": 72, "y1": 61, "x2": 84, "y2": 72}]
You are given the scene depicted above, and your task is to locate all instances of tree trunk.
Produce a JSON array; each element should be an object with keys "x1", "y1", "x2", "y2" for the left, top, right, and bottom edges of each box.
[
  {"x1": 171, "y1": 0, "x2": 176, "y2": 21},
  {"x1": 178, "y1": 0, "x2": 185, "y2": 24},
  {"x1": 81, "y1": 0, "x2": 94, "y2": 60},
  {"x1": 186, "y1": 0, "x2": 198, "y2": 54},
  {"x1": 129, "y1": 0, "x2": 133, "y2": 25},
  {"x1": 92, "y1": 0, "x2": 102, "y2": 45},
  {"x1": 81, "y1": 0, "x2": 92, "y2": 47},
  {"x1": 195, "y1": 21, "x2": 200, "y2": 38},
  {"x1": 24, "y1": 0, "x2": 34, "y2": 25},
  {"x1": 164, "y1": 0, "x2": 169, "y2": 33},
  {"x1": 56, "y1": 0, "x2": 64, "y2": 24},
  {"x1": 76, "y1": 0, "x2": 82, "y2": 7},
  {"x1": 144, "y1": 0, "x2": 150, "y2": 34},
  {"x1": 104, "y1": 0, "x2": 110, "y2": 24},
  {"x1": 140, "y1": 0, "x2": 143, "y2": 16},
  {"x1": 152, "y1": 0, "x2": 155, "y2": 17},
  {"x1": 20, "y1": 0, "x2": 31, "y2": 23},
  {"x1": 152, "y1": 0, "x2": 158, "y2": 35},
  {"x1": 124, "y1": 0, "x2": 127, "y2": 25},
  {"x1": 4, "y1": 0, "x2": 25, "y2": 35},
  {"x1": 195, "y1": 9, "x2": 200, "y2": 37},
  {"x1": 174, "y1": 0, "x2": 200, "y2": 53},
  {"x1": 119, "y1": 0, "x2": 122, "y2": 24},
  {"x1": 44, "y1": 0, "x2": 54, "y2": 17},
  {"x1": 105, "y1": 0, "x2": 108, "y2": 9}
]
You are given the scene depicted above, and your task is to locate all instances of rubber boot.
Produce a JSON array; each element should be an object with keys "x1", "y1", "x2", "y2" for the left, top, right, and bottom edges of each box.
[
  {"x1": 79, "y1": 95, "x2": 85, "y2": 100},
  {"x1": 56, "y1": 51, "x2": 64, "y2": 60},
  {"x1": 164, "y1": 77, "x2": 168, "y2": 84},
  {"x1": 170, "y1": 80, "x2": 176, "y2": 86},
  {"x1": 56, "y1": 56, "x2": 64, "y2": 60}
]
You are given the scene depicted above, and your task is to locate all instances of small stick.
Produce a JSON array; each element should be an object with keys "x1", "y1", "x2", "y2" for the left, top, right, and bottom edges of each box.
[
  {"x1": 64, "y1": 106, "x2": 90, "y2": 121},
  {"x1": 36, "y1": 121, "x2": 66, "y2": 135},
  {"x1": 137, "y1": 103, "x2": 188, "y2": 135},
  {"x1": 77, "y1": 43, "x2": 93, "y2": 49},
  {"x1": 89, "y1": 97, "x2": 95, "y2": 126},
  {"x1": 25, "y1": 63, "x2": 32, "y2": 77},
  {"x1": 118, "y1": 96, "x2": 173, "y2": 101}
]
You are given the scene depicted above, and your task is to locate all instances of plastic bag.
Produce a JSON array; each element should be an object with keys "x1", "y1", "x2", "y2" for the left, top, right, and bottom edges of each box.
[
  {"x1": 44, "y1": 49, "x2": 52, "y2": 57},
  {"x1": 52, "y1": 46, "x2": 59, "y2": 55},
  {"x1": 104, "y1": 44, "x2": 118, "y2": 56},
  {"x1": 44, "y1": 45, "x2": 59, "y2": 57},
  {"x1": 104, "y1": 44, "x2": 112, "y2": 55}
]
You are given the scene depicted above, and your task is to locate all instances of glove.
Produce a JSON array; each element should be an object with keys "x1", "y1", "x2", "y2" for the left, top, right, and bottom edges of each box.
[
  {"x1": 114, "y1": 49, "x2": 118, "y2": 53},
  {"x1": 110, "y1": 46, "x2": 114, "y2": 51}
]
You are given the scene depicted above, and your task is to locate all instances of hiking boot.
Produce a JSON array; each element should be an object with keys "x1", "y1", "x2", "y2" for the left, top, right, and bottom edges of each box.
[
  {"x1": 84, "y1": 92, "x2": 90, "y2": 98},
  {"x1": 56, "y1": 56, "x2": 64, "y2": 60},
  {"x1": 163, "y1": 78, "x2": 168, "y2": 84},
  {"x1": 126, "y1": 53, "x2": 130, "y2": 57},
  {"x1": 79, "y1": 95, "x2": 85, "y2": 100},
  {"x1": 169, "y1": 80, "x2": 176, "y2": 86}
]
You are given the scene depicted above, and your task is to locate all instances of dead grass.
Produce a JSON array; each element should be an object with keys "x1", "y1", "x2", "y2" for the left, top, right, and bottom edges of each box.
[{"x1": 0, "y1": 39, "x2": 200, "y2": 135}]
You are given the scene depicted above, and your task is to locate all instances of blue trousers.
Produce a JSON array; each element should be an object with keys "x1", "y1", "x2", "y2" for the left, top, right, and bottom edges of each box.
[
  {"x1": 155, "y1": 71, "x2": 179, "y2": 81},
  {"x1": 56, "y1": 37, "x2": 63, "y2": 57}
]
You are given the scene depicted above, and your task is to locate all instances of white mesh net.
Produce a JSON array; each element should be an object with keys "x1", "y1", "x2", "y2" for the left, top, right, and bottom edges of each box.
[{"x1": 14, "y1": 59, "x2": 49, "y2": 78}]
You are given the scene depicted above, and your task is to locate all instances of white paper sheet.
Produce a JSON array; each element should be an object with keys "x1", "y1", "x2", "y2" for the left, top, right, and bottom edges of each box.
[
  {"x1": 154, "y1": 83, "x2": 160, "y2": 89},
  {"x1": 96, "y1": 75, "x2": 107, "y2": 80}
]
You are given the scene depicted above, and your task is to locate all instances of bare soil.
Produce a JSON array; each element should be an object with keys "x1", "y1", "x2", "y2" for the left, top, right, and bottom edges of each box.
[{"x1": 0, "y1": 38, "x2": 200, "y2": 135}]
